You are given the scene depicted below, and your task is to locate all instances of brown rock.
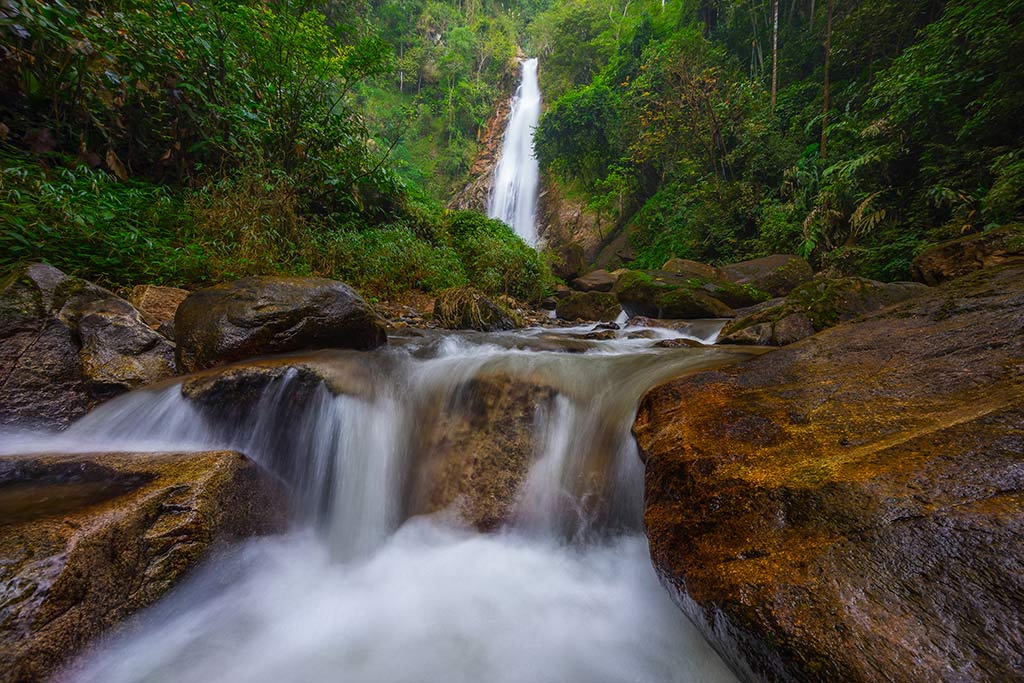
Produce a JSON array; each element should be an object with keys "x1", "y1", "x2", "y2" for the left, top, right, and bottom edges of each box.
[
  {"x1": 0, "y1": 450, "x2": 287, "y2": 682},
  {"x1": 613, "y1": 271, "x2": 738, "y2": 319},
  {"x1": 175, "y1": 276, "x2": 387, "y2": 373},
  {"x1": 570, "y1": 269, "x2": 617, "y2": 293},
  {"x1": 661, "y1": 258, "x2": 722, "y2": 280},
  {"x1": 911, "y1": 224, "x2": 1024, "y2": 285},
  {"x1": 128, "y1": 284, "x2": 190, "y2": 328},
  {"x1": 408, "y1": 372, "x2": 560, "y2": 530},
  {"x1": 720, "y1": 254, "x2": 813, "y2": 297},
  {"x1": 635, "y1": 264, "x2": 1024, "y2": 683},
  {"x1": 0, "y1": 264, "x2": 172, "y2": 428}
]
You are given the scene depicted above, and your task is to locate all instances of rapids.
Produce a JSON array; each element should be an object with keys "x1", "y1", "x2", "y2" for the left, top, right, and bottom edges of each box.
[{"x1": 2, "y1": 322, "x2": 748, "y2": 683}]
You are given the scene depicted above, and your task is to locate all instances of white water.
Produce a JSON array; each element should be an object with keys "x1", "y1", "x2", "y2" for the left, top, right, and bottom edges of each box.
[
  {"x1": 3, "y1": 327, "x2": 746, "y2": 683},
  {"x1": 489, "y1": 58, "x2": 542, "y2": 245}
]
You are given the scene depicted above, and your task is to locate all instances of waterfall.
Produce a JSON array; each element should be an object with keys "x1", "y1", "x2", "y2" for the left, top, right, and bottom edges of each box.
[
  {"x1": 488, "y1": 58, "x2": 542, "y2": 245},
  {"x1": 4, "y1": 326, "x2": 744, "y2": 683}
]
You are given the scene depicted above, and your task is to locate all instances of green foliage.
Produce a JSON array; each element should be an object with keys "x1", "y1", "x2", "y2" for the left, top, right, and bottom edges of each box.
[{"x1": 444, "y1": 210, "x2": 552, "y2": 302}]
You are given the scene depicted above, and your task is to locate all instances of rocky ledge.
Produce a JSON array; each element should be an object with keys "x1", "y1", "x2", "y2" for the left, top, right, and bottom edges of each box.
[
  {"x1": 0, "y1": 450, "x2": 287, "y2": 682},
  {"x1": 634, "y1": 263, "x2": 1024, "y2": 682}
]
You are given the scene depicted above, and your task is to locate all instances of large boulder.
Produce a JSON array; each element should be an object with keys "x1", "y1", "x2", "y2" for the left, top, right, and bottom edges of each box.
[
  {"x1": 0, "y1": 264, "x2": 175, "y2": 428},
  {"x1": 613, "y1": 270, "x2": 747, "y2": 319},
  {"x1": 570, "y1": 269, "x2": 617, "y2": 292},
  {"x1": 175, "y1": 276, "x2": 386, "y2": 373},
  {"x1": 432, "y1": 286, "x2": 519, "y2": 331},
  {"x1": 719, "y1": 276, "x2": 928, "y2": 346},
  {"x1": 0, "y1": 450, "x2": 287, "y2": 682},
  {"x1": 911, "y1": 224, "x2": 1024, "y2": 285},
  {"x1": 635, "y1": 263, "x2": 1024, "y2": 683},
  {"x1": 661, "y1": 258, "x2": 722, "y2": 280},
  {"x1": 720, "y1": 254, "x2": 813, "y2": 297},
  {"x1": 556, "y1": 290, "x2": 622, "y2": 321},
  {"x1": 408, "y1": 372, "x2": 559, "y2": 530},
  {"x1": 127, "y1": 284, "x2": 190, "y2": 328}
]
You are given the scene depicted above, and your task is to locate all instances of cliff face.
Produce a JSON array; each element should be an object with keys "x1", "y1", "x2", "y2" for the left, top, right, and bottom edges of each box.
[{"x1": 449, "y1": 95, "x2": 513, "y2": 213}]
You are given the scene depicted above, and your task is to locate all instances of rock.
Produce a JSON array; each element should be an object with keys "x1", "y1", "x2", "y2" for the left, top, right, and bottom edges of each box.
[
  {"x1": 570, "y1": 269, "x2": 617, "y2": 293},
  {"x1": 653, "y1": 338, "x2": 706, "y2": 348},
  {"x1": 0, "y1": 450, "x2": 287, "y2": 682},
  {"x1": 911, "y1": 224, "x2": 1024, "y2": 285},
  {"x1": 635, "y1": 263, "x2": 1024, "y2": 683},
  {"x1": 175, "y1": 276, "x2": 387, "y2": 373},
  {"x1": 408, "y1": 372, "x2": 560, "y2": 530},
  {"x1": 75, "y1": 297, "x2": 177, "y2": 398},
  {"x1": 661, "y1": 258, "x2": 722, "y2": 280},
  {"x1": 720, "y1": 254, "x2": 813, "y2": 297},
  {"x1": 0, "y1": 264, "x2": 173, "y2": 428},
  {"x1": 127, "y1": 284, "x2": 190, "y2": 328},
  {"x1": 720, "y1": 276, "x2": 928, "y2": 346},
  {"x1": 433, "y1": 286, "x2": 518, "y2": 332},
  {"x1": 593, "y1": 322, "x2": 620, "y2": 331},
  {"x1": 540, "y1": 297, "x2": 558, "y2": 311},
  {"x1": 556, "y1": 291, "x2": 622, "y2": 321},
  {"x1": 613, "y1": 271, "x2": 737, "y2": 319}
]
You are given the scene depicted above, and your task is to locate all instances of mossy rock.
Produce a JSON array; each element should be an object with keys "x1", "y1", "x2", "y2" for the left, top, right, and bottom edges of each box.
[
  {"x1": 720, "y1": 254, "x2": 813, "y2": 297},
  {"x1": 556, "y1": 290, "x2": 621, "y2": 321},
  {"x1": 432, "y1": 286, "x2": 518, "y2": 331},
  {"x1": 613, "y1": 270, "x2": 740, "y2": 319},
  {"x1": 911, "y1": 223, "x2": 1024, "y2": 285}
]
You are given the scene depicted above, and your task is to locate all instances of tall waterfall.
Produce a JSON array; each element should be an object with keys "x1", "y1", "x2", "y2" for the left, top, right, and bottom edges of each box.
[
  {"x1": 4, "y1": 324, "x2": 743, "y2": 683},
  {"x1": 488, "y1": 58, "x2": 542, "y2": 245}
]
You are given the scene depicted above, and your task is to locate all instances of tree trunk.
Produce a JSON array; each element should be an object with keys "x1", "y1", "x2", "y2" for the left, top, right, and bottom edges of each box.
[
  {"x1": 771, "y1": 0, "x2": 779, "y2": 112},
  {"x1": 820, "y1": 0, "x2": 833, "y2": 158}
]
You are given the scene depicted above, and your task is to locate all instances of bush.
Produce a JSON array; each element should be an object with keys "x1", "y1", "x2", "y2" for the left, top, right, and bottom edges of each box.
[
  {"x1": 0, "y1": 150, "x2": 208, "y2": 287},
  {"x1": 444, "y1": 210, "x2": 553, "y2": 302}
]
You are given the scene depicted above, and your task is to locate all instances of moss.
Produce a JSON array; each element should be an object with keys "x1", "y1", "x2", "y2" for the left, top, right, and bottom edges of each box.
[{"x1": 432, "y1": 286, "x2": 517, "y2": 331}]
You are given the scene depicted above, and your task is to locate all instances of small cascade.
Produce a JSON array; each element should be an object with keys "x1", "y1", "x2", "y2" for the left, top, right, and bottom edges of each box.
[
  {"x1": 488, "y1": 58, "x2": 542, "y2": 245},
  {"x1": 3, "y1": 327, "x2": 745, "y2": 683}
]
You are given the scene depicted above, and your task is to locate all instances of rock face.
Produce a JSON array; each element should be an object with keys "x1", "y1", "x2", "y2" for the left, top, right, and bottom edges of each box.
[
  {"x1": 720, "y1": 254, "x2": 813, "y2": 297},
  {"x1": 433, "y1": 287, "x2": 518, "y2": 331},
  {"x1": 635, "y1": 264, "x2": 1024, "y2": 683},
  {"x1": 408, "y1": 372, "x2": 559, "y2": 530},
  {"x1": 613, "y1": 271, "x2": 747, "y2": 319},
  {"x1": 556, "y1": 291, "x2": 622, "y2": 321},
  {"x1": 127, "y1": 284, "x2": 190, "y2": 328},
  {"x1": 720, "y1": 276, "x2": 928, "y2": 346},
  {"x1": 0, "y1": 264, "x2": 176, "y2": 428},
  {"x1": 911, "y1": 224, "x2": 1024, "y2": 285},
  {"x1": 0, "y1": 450, "x2": 287, "y2": 682},
  {"x1": 175, "y1": 276, "x2": 386, "y2": 373},
  {"x1": 570, "y1": 269, "x2": 617, "y2": 292}
]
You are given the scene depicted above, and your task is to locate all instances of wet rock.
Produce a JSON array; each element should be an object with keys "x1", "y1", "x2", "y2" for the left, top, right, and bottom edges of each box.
[
  {"x1": 127, "y1": 284, "x2": 190, "y2": 328},
  {"x1": 661, "y1": 258, "x2": 722, "y2": 280},
  {"x1": 720, "y1": 254, "x2": 813, "y2": 297},
  {"x1": 571, "y1": 269, "x2": 617, "y2": 293},
  {"x1": 433, "y1": 287, "x2": 518, "y2": 332},
  {"x1": 556, "y1": 291, "x2": 622, "y2": 322},
  {"x1": 409, "y1": 372, "x2": 560, "y2": 530},
  {"x1": 540, "y1": 297, "x2": 558, "y2": 311},
  {"x1": 0, "y1": 264, "x2": 173, "y2": 428},
  {"x1": 720, "y1": 277, "x2": 928, "y2": 346},
  {"x1": 0, "y1": 450, "x2": 287, "y2": 682},
  {"x1": 911, "y1": 223, "x2": 1024, "y2": 285},
  {"x1": 175, "y1": 276, "x2": 387, "y2": 372},
  {"x1": 613, "y1": 271, "x2": 738, "y2": 319},
  {"x1": 635, "y1": 263, "x2": 1024, "y2": 683},
  {"x1": 76, "y1": 297, "x2": 176, "y2": 398},
  {"x1": 593, "y1": 322, "x2": 620, "y2": 331},
  {"x1": 653, "y1": 338, "x2": 706, "y2": 348}
]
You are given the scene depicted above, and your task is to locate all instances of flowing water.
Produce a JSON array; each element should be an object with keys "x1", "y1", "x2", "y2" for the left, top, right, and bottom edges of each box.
[
  {"x1": 1, "y1": 322, "x2": 749, "y2": 683},
  {"x1": 488, "y1": 58, "x2": 542, "y2": 245}
]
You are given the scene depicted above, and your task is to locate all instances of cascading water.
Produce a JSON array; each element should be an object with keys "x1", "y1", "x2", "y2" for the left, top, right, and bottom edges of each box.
[
  {"x1": 2, "y1": 322, "x2": 747, "y2": 683},
  {"x1": 488, "y1": 58, "x2": 542, "y2": 245}
]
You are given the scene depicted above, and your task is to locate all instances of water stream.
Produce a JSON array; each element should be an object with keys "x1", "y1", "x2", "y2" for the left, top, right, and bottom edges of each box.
[
  {"x1": 2, "y1": 323, "x2": 747, "y2": 683},
  {"x1": 488, "y1": 58, "x2": 542, "y2": 245}
]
